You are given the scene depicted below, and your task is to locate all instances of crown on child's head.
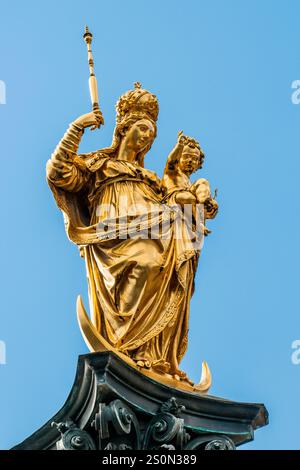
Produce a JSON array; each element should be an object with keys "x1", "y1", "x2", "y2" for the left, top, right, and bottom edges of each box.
[
  {"x1": 116, "y1": 82, "x2": 159, "y2": 124},
  {"x1": 181, "y1": 136, "x2": 201, "y2": 150}
]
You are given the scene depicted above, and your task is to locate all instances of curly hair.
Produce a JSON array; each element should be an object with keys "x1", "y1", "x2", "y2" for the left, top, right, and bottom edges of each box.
[{"x1": 181, "y1": 137, "x2": 205, "y2": 171}]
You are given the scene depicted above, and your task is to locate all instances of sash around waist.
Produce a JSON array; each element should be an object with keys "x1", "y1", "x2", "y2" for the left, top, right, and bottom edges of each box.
[{"x1": 88, "y1": 176, "x2": 162, "y2": 205}]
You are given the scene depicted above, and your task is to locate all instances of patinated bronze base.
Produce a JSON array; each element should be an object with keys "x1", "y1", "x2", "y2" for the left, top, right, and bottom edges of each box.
[{"x1": 13, "y1": 352, "x2": 268, "y2": 450}]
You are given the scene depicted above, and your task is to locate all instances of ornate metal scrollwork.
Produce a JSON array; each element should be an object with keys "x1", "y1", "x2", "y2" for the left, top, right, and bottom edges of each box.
[
  {"x1": 92, "y1": 399, "x2": 141, "y2": 450},
  {"x1": 205, "y1": 437, "x2": 235, "y2": 450},
  {"x1": 104, "y1": 442, "x2": 132, "y2": 450},
  {"x1": 143, "y1": 397, "x2": 190, "y2": 450},
  {"x1": 184, "y1": 434, "x2": 236, "y2": 450},
  {"x1": 160, "y1": 396, "x2": 185, "y2": 416},
  {"x1": 51, "y1": 400, "x2": 236, "y2": 451},
  {"x1": 51, "y1": 419, "x2": 96, "y2": 450}
]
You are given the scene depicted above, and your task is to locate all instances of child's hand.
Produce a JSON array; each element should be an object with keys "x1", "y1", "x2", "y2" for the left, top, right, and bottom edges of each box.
[
  {"x1": 177, "y1": 131, "x2": 200, "y2": 149},
  {"x1": 204, "y1": 198, "x2": 219, "y2": 219},
  {"x1": 177, "y1": 130, "x2": 188, "y2": 146}
]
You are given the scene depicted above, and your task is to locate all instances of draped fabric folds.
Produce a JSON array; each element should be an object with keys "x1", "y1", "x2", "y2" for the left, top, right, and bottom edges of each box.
[{"x1": 47, "y1": 124, "x2": 201, "y2": 374}]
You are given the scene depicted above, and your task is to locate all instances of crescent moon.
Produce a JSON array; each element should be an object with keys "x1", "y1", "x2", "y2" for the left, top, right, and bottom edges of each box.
[{"x1": 77, "y1": 294, "x2": 212, "y2": 394}]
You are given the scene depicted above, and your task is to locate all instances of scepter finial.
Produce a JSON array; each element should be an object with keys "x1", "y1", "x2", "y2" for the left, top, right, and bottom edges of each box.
[
  {"x1": 83, "y1": 25, "x2": 93, "y2": 44},
  {"x1": 82, "y1": 25, "x2": 103, "y2": 121}
]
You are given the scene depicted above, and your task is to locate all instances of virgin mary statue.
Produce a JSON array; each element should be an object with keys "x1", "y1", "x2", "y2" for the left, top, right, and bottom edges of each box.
[{"x1": 46, "y1": 83, "x2": 215, "y2": 391}]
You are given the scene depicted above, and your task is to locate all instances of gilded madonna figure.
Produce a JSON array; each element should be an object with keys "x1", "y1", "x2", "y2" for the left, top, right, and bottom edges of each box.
[{"x1": 46, "y1": 82, "x2": 218, "y2": 392}]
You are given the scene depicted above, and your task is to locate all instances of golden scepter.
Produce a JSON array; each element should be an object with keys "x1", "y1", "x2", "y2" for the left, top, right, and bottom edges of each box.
[{"x1": 83, "y1": 26, "x2": 104, "y2": 130}]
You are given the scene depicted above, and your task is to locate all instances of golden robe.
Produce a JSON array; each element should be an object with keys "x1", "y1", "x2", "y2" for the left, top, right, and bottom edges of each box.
[{"x1": 47, "y1": 123, "x2": 201, "y2": 374}]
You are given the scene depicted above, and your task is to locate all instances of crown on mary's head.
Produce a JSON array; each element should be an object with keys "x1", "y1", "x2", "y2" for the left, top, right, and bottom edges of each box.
[{"x1": 116, "y1": 82, "x2": 159, "y2": 124}]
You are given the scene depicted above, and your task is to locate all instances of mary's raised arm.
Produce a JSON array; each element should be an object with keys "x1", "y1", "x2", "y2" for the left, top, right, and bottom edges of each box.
[{"x1": 46, "y1": 110, "x2": 103, "y2": 192}]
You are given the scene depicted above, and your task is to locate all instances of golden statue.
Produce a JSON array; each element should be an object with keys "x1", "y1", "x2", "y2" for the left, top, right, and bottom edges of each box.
[{"x1": 46, "y1": 28, "x2": 218, "y2": 394}]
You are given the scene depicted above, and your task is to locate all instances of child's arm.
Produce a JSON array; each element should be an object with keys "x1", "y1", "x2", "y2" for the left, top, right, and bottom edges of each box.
[{"x1": 163, "y1": 131, "x2": 186, "y2": 176}]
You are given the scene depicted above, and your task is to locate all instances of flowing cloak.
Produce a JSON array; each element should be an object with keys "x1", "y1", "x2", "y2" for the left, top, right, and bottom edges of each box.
[{"x1": 47, "y1": 136, "x2": 202, "y2": 372}]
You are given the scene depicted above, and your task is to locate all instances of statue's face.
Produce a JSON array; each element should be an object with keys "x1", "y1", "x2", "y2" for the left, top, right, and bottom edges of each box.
[
  {"x1": 124, "y1": 119, "x2": 155, "y2": 152},
  {"x1": 179, "y1": 146, "x2": 201, "y2": 175}
]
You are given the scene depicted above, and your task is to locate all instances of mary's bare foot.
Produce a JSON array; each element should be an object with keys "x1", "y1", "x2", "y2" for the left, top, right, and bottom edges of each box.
[
  {"x1": 151, "y1": 360, "x2": 170, "y2": 374},
  {"x1": 136, "y1": 359, "x2": 151, "y2": 369},
  {"x1": 172, "y1": 368, "x2": 194, "y2": 385}
]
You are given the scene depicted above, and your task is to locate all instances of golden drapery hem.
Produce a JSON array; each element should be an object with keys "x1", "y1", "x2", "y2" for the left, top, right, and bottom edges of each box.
[{"x1": 47, "y1": 154, "x2": 201, "y2": 373}]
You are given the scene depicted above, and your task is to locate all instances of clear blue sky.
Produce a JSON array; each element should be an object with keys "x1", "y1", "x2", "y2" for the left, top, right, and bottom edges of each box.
[{"x1": 0, "y1": 0, "x2": 299, "y2": 450}]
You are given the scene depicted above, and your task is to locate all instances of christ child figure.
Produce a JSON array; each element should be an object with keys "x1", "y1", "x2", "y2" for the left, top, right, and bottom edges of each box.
[{"x1": 162, "y1": 131, "x2": 218, "y2": 235}]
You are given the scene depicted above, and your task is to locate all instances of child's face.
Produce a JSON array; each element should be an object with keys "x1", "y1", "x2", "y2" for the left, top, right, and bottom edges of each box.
[{"x1": 179, "y1": 146, "x2": 201, "y2": 175}]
